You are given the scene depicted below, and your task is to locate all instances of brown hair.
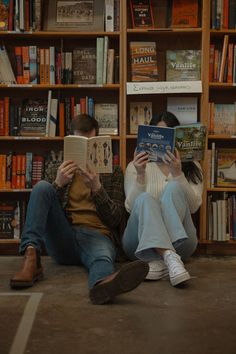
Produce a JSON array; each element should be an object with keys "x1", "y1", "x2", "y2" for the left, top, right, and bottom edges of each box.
[{"x1": 70, "y1": 114, "x2": 99, "y2": 136}]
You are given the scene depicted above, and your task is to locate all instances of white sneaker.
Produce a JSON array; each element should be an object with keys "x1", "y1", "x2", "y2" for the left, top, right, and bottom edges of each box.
[
  {"x1": 163, "y1": 250, "x2": 190, "y2": 286},
  {"x1": 145, "y1": 260, "x2": 169, "y2": 280}
]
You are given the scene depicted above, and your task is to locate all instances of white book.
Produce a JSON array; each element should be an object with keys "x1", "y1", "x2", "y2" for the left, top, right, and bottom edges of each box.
[
  {"x1": 49, "y1": 46, "x2": 55, "y2": 84},
  {"x1": 45, "y1": 90, "x2": 52, "y2": 137},
  {"x1": 167, "y1": 97, "x2": 198, "y2": 124},
  {"x1": 64, "y1": 135, "x2": 112, "y2": 173},
  {"x1": 48, "y1": 98, "x2": 58, "y2": 137},
  {"x1": 217, "y1": 200, "x2": 222, "y2": 241},
  {"x1": 212, "y1": 201, "x2": 218, "y2": 241},
  {"x1": 103, "y1": 36, "x2": 109, "y2": 84},
  {"x1": 19, "y1": 0, "x2": 25, "y2": 31},
  {"x1": 105, "y1": 0, "x2": 114, "y2": 32},
  {"x1": 96, "y1": 37, "x2": 104, "y2": 85}
]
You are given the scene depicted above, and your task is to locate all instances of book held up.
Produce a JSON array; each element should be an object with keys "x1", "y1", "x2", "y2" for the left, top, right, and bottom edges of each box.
[
  {"x1": 137, "y1": 123, "x2": 206, "y2": 162},
  {"x1": 64, "y1": 135, "x2": 113, "y2": 174}
]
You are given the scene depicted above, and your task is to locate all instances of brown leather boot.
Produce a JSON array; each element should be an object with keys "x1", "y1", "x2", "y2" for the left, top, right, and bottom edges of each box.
[
  {"x1": 89, "y1": 260, "x2": 149, "y2": 305},
  {"x1": 10, "y1": 247, "x2": 43, "y2": 289}
]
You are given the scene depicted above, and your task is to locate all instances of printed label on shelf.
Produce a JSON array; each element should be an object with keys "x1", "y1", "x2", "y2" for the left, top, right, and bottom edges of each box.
[
  {"x1": 127, "y1": 81, "x2": 202, "y2": 95},
  {"x1": 7, "y1": 84, "x2": 33, "y2": 88},
  {"x1": 14, "y1": 136, "x2": 41, "y2": 140}
]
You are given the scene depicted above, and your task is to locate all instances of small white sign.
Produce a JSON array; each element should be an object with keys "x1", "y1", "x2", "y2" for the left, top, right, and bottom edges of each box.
[{"x1": 127, "y1": 81, "x2": 202, "y2": 95}]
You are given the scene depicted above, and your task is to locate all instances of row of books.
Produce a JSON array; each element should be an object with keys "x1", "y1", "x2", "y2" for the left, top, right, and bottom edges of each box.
[
  {"x1": 208, "y1": 145, "x2": 236, "y2": 188},
  {"x1": 1, "y1": 40, "x2": 119, "y2": 85},
  {"x1": 0, "y1": 150, "x2": 63, "y2": 190},
  {"x1": 209, "y1": 36, "x2": 236, "y2": 83},
  {"x1": 0, "y1": 94, "x2": 119, "y2": 137},
  {"x1": 0, "y1": 0, "x2": 120, "y2": 33},
  {"x1": 207, "y1": 193, "x2": 236, "y2": 242},
  {"x1": 130, "y1": 0, "x2": 199, "y2": 29},
  {"x1": 208, "y1": 102, "x2": 236, "y2": 136},
  {"x1": 211, "y1": 0, "x2": 236, "y2": 30},
  {"x1": 130, "y1": 43, "x2": 201, "y2": 82},
  {"x1": 0, "y1": 200, "x2": 26, "y2": 239}
]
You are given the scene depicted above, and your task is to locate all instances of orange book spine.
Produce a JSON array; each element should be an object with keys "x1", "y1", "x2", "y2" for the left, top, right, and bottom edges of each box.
[
  {"x1": 219, "y1": 35, "x2": 229, "y2": 82},
  {"x1": 4, "y1": 97, "x2": 9, "y2": 136},
  {"x1": 20, "y1": 154, "x2": 26, "y2": 189},
  {"x1": 227, "y1": 43, "x2": 233, "y2": 83},
  {"x1": 14, "y1": 47, "x2": 24, "y2": 84},
  {"x1": 44, "y1": 48, "x2": 50, "y2": 84},
  {"x1": 222, "y1": 0, "x2": 229, "y2": 29},
  {"x1": 39, "y1": 48, "x2": 45, "y2": 84}
]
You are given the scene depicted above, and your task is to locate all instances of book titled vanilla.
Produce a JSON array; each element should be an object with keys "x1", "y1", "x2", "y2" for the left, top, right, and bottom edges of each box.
[
  {"x1": 166, "y1": 50, "x2": 201, "y2": 81},
  {"x1": 64, "y1": 135, "x2": 113, "y2": 173},
  {"x1": 137, "y1": 123, "x2": 206, "y2": 162}
]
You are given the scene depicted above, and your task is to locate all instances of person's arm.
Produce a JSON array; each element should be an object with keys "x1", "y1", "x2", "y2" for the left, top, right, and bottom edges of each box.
[{"x1": 124, "y1": 162, "x2": 146, "y2": 213}]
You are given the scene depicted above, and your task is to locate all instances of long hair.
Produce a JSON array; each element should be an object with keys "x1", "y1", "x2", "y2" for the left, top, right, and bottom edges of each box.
[{"x1": 150, "y1": 111, "x2": 203, "y2": 184}]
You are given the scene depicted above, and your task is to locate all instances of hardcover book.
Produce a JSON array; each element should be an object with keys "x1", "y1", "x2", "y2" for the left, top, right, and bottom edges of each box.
[
  {"x1": 20, "y1": 99, "x2": 48, "y2": 136},
  {"x1": 216, "y1": 149, "x2": 236, "y2": 187},
  {"x1": 64, "y1": 135, "x2": 113, "y2": 173},
  {"x1": 136, "y1": 123, "x2": 206, "y2": 162},
  {"x1": 130, "y1": 41, "x2": 158, "y2": 82},
  {"x1": 171, "y1": 0, "x2": 199, "y2": 28},
  {"x1": 166, "y1": 50, "x2": 201, "y2": 81},
  {"x1": 167, "y1": 96, "x2": 198, "y2": 124},
  {"x1": 0, "y1": 201, "x2": 20, "y2": 239},
  {"x1": 73, "y1": 47, "x2": 96, "y2": 84},
  {"x1": 94, "y1": 103, "x2": 118, "y2": 135},
  {"x1": 130, "y1": 0, "x2": 154, "y2": 28},
  {"x1": 0, "y1": 0, "x2": 9, "y2": 31},
  {"x1": 129, "y1": 101, "x2": 152, "y2": 134}
]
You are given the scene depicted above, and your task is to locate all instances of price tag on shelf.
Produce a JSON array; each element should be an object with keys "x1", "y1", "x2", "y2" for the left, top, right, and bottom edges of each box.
[{"x1": 127, "y1": 81, "x2": 202, "y2": 95}]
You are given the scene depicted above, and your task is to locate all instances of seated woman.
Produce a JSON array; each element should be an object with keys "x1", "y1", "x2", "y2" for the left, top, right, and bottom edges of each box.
[{"x1": 122, "y1": 111, "x2": 203, "y2": 286}]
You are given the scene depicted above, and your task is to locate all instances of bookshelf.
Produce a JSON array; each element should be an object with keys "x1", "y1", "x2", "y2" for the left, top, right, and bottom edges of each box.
[{"x1": 0, "y1": 0, "x2": 236, "y2": 255}]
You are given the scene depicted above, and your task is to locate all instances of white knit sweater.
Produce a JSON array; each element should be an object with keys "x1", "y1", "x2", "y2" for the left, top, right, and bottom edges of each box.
[{"x1": 124, "y1": 161, "x2": 203, "y2": 214}]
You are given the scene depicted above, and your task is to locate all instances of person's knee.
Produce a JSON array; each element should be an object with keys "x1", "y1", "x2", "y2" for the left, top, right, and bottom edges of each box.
[
  {"x1": 161, "y1": 181, "x2": 185, "y2": 205},
  {"x1": 32, "y1": 180, "x2": 55, "y2": 196}
]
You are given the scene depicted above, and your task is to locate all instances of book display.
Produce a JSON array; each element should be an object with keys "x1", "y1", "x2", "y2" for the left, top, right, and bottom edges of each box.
[{"x1": 1, "y1": 0, "x2": 236, "y2": 255}]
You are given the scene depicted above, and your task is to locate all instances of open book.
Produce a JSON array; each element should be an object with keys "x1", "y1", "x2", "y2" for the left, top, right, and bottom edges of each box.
[
  {"x1": 137, "y1": 123, "x2": 206, "y2": 162},
  {"x1": 64, "y1": 135, "x2": 113, "y2": 173}
]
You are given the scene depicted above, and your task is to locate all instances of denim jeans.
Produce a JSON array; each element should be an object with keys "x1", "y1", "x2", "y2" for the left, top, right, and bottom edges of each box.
[
  {"x1": 122, "y1": 181, "x2": 198, "y2": 262},
  {"x1": 20, "y1": 181, "x2": 116, "y2": 288}
]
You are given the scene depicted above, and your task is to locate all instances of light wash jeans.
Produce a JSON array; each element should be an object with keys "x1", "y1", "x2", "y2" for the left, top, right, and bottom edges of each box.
[
  {"x1": 20, "y1": 181, "x2": 116, "y2": 288},
  {"x1": 122, "y1": 181, "x2": 198, "y2": 262}
]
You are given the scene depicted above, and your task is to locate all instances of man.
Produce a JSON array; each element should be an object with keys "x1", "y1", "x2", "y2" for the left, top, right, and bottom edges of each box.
[{"x1": 10, "y1": 114, "x2": 149, "y2": 304}]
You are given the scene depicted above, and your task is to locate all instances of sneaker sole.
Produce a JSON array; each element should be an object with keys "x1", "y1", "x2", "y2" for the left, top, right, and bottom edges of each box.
[
  {"x1": 145, "y1": 270, "x2": 169, "y2": 281},
  {"x1": 170, "y1": 271, "x2": 191, "y2": 286},
  {"x1": 89, "y1": 260, "x2": 149, "y2": 305}
]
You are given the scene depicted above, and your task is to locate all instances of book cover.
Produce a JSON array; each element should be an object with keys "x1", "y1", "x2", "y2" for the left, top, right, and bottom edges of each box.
[
  {"x1": 0, "y1": 201, "x2": 20, "y2": 239},
  {"x1": 130, "y1": 41, "x2": 158, "y2": 82},
  {"x1": 130, "y1": 0, "x2": 154, "y2": 28},
  {"x1": 64, "y1": 135, "x2": 113, "y2": 173},
  {"x1": 137, "y1": 123, "x2": 206, "y2": 162},
  {"x1": 20, "y1": 99, "x2": 48, "y2": 136},
  {"x1": 171, "y1": 0, "x2": 199, "y2": 28},
  {"x1": 0, "y1": 0, "x2": 9, "y2": 30},
  {"x1": 216, "y1": 149, "x2": 236, "y2": 187},
  {"x1": 166, "y1": 50, "x2": 201, "y2": 81},
  {"x1": 167, "y1": 96, "x2": 198, "y2": 124},
  {"x1": 94, "y1": 103, "x2": 118, "y2": 135},
  {"x1": 212, "y1": 103, "x2": 236, "y2": 135},
  {"x1": 129, "y1": 101, "x2": 152, "y2": 134}
]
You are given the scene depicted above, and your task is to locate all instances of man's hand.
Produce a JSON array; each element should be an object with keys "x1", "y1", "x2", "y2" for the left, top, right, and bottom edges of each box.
[
  {"x1": 55, "y1": 160, "x2": 78, "y2": 187},
  {"x1": 78, "y1": 164, "x2": 102, "y2": 193}
]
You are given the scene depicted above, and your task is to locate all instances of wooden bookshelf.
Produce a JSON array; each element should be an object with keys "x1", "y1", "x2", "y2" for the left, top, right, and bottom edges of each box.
[{"x1": 1, "y1": 0, "x2": 236, "y2": 255}]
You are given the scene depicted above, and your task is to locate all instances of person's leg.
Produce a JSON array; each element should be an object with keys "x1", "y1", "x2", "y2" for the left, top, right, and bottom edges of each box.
[
  {"x1": 73, "y1": 226, "x2": 149, "y2": 305},
  {"x1": 122, "y1": 192, "x2": 175, "y2": 262},
  {"x1": 10, "y1": 181, "x2": 78, "y2": 289}
]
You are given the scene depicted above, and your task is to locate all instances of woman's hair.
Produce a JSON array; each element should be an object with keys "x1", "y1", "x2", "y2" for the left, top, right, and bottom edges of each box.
[
  {"x1": 150, "y1": 111, "x2": 203, "y2": 184},
  {"x1": 70, "y1": 114, "x2": 99, "y2": 136}
]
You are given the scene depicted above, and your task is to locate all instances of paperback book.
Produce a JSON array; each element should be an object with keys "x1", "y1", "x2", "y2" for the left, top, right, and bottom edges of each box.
[
  {"x1": 171, "y1": 0, "x2": 199, "y2": 28},
  {"x1": 73, "y1": 47, "x2": 96, "y2": 84},
  {"x1": 130, "y1": 0, "x2": 154, "y2": 28},
  {"x1": 166, "y1": 50, "x2": 201, "y2": 81},
  {"x1": 64, "y1": 135, "x2": 113, "y2": 173},
  {"x1": 130, "y1": 41, "x2": 158, "y2": 81},
  {"x1": 20, "y1": 99, "x2": 48, "y2": 136},
  {"x1": 136, "y1": 123, "x2": 206, "y2": 162},
  {"x1": 167, "y1": 96, "x2": 198, "y2": 124},
  {"x1": 129, "y1": 101, "x2": 152, "y2": 134},
  {"x1": 94, "y1": 103, "x2": 118, "y2": 135},
  {"x1": 0, "y1": 201, "x2": 20, "y2": 239},
  {"x1": 216, "y1": 149, "x2": 236, "y2": 187}
]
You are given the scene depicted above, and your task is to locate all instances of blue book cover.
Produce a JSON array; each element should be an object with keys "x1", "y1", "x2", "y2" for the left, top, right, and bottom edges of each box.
[
  {"x1": 137, "y1": 123, "x2": 206, "y2": 162},
  {"x1": 137, "y1": 125, "x2": 175, "y2": 162}
]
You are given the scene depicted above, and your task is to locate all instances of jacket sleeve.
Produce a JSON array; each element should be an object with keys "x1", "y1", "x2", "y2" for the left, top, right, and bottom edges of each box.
[{"x1": 92, "y1": 166, "x2": 125, "y2": 229}]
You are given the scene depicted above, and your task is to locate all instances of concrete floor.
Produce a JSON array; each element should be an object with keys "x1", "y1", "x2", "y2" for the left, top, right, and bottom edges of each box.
[{"x1": 1, "y1": 256, "x2": 236, "y2": 354}]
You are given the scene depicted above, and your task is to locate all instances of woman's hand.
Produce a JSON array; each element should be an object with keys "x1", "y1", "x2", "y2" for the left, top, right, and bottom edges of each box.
[
  {"x1": 78, "y1": 164, "x2": 102, "y2": 193},
  {"x1": 55, "y1": 160, "x2": 78, "y2": 187},
  {"x1": 163, "y1": 148, "x2": 182, "y2": 177},
  {"x1": 133, "y1": 150, "x2": 149, "y2": 184}
]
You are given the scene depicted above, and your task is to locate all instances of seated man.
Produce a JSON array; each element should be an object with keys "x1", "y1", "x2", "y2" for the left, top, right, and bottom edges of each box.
[{"x1": 10, "y1": 114, "x2": 148, "y2": 304}]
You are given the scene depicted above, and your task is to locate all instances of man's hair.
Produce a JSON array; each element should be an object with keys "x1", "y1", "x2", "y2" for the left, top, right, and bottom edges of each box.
[{"x1": 70, "y1": 114, "x2": 99, "y2": 136}]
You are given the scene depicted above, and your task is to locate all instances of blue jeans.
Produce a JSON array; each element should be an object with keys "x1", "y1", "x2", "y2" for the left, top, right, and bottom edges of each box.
[
  {"x1": 122, "y1": 181, "x2": 198, "y2": 262},
  {"x1": 20, "y1": 181, "x2": 116, "y2": 288}
]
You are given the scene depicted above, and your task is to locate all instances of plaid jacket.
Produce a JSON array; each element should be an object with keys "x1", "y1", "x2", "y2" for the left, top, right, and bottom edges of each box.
[{"x1": 52, "y1": 165, "x2": 126, "y2": 248}]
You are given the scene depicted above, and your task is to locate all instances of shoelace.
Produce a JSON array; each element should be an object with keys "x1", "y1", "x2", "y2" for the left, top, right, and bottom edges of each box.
[{"x1": 164, "y1": 254, "x2": 185, "y2": 275}]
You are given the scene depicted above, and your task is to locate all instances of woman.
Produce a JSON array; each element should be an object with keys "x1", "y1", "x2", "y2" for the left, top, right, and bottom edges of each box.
[{"x1": 122, "y1": 111, "x2": 203, "y2": 286}]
